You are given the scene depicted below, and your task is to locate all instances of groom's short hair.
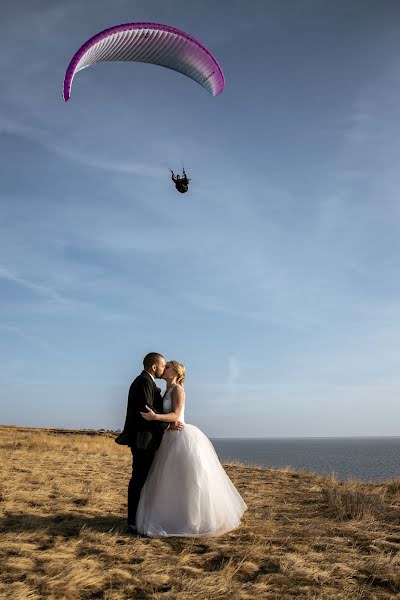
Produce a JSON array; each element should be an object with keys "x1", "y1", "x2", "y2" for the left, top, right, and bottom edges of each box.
[{"x1": 143, "y1": 352, "x2": 164, "y2": 368}]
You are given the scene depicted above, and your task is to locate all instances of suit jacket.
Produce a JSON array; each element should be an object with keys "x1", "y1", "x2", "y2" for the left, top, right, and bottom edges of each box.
[{"x1": 123, "y1": 370, "x2": 168, "y2": 452}]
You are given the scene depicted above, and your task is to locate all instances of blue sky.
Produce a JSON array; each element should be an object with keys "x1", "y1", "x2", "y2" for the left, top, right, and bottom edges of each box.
[{"x1": 1, "y1": 0, "x2": 400, "y2": 437}]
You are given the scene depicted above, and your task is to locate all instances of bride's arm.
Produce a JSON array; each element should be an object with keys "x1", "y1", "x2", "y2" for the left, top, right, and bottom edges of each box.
[{"x1": 141, "y1": 386, "x2": 185, "y2": 423}]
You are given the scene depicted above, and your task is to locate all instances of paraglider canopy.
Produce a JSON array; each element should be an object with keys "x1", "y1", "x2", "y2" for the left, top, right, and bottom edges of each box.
[{"x1": 63, "y1": 22, "x2": 225, "y2": 101}]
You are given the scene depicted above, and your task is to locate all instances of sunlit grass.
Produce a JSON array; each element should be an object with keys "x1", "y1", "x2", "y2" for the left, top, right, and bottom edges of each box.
[{"x1": 1, "y1": 425, "x2": 399, "y2": 599}]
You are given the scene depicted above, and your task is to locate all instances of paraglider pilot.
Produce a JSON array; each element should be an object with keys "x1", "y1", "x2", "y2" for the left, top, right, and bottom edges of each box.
[{"x1": 171, "y1": 168, "x2": 190, "y2": 193}]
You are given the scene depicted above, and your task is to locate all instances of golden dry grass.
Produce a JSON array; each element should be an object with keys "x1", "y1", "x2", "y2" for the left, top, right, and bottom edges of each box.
[{"x1": 1, "y1": 425, "x2": 399, "y2": 599}]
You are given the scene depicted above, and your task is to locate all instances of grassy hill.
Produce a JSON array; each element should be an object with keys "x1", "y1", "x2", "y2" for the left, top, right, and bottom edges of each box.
[{"x1": 1, "y1": 425, "x2": 399, "y2": 599}]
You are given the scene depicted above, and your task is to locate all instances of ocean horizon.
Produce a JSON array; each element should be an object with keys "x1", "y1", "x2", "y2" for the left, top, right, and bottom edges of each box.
[
  {"x1": 4, "y1": 425, "x2": 399, "y2": 483},
  {"x1": 210, "y1": 436, "x2": 400, "y2": 483}
]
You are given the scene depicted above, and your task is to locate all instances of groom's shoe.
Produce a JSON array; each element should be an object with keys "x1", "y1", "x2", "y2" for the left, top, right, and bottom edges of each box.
[{"x1": 128, "y1": 524, "x2": 138, "y2": 535}]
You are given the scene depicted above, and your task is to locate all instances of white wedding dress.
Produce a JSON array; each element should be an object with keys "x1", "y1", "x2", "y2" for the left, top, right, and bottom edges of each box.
[{"x1": 136, "y1": 385, "x2": 247, "y2": 537}]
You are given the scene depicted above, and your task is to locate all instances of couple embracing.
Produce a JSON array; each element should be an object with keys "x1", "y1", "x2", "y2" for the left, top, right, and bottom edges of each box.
[{"x1": 119, "y1": 352, "x2": 247, "y2": 537}]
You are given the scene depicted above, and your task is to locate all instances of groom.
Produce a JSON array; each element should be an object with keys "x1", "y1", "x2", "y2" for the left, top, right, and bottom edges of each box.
[{"x1": 123, "y1": 352, "x2": 183, "y2": 533}]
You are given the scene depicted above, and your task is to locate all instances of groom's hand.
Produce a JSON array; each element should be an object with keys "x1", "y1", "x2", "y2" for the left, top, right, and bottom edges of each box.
[
  {"x1": 168, "y1": 421, "x2": 184, "y2": 431},
  {"x1": 140, "y1": 406, "x2": 157, "y2": 421}
]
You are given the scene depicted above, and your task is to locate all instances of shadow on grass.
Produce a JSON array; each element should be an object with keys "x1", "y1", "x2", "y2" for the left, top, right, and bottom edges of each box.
[{"x1": 0, "y1": 513, "x2": 128, "y2": 537}]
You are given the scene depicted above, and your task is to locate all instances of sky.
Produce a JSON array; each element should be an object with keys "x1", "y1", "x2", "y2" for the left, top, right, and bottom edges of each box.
[{"x1": 1, "y1": 0, "x2": 400, "y2": 437}]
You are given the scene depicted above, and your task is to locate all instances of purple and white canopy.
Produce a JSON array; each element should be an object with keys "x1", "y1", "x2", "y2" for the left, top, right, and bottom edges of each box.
[{"x1": 63, "y1": 22, "x2": 225, "y2": 101}]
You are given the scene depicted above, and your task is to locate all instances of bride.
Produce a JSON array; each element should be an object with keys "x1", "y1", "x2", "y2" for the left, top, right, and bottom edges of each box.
[{"x1": 136, "y1": 360, "x2": 247, "y2": 537}]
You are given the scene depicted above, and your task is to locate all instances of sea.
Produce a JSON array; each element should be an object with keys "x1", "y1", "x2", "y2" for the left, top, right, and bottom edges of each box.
[{"x1": 210, "y1": 437, "x2": 400, "y2": 483}]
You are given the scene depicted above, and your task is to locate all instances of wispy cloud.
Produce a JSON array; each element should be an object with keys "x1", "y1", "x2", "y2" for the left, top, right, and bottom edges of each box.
[
  {"x1": 0, "y1": 118, "x2": 165, "y2": 179},
  {"x1": 0, "y1": 323, "x2": 55, "y2": 353},
  {"x1": 227, "y1": 356, "x2": 240, "y2": 383},
  {"x1": 49, "y1": 144, "x2": 166, "y2": 178},
  {"x1": 0, "y1": 264, "x2": 70, "y2": 306},
  {"x1": 0, "y1": 261, "x2": 143, "y2": 323}
]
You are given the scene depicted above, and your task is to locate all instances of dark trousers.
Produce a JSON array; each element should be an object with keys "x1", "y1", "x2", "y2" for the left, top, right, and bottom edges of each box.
[{"x1": 128, "y1": 448, "x2": 155, "y2": 526}]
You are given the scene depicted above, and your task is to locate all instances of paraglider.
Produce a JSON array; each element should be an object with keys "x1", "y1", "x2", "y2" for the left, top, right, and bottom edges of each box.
[
  {"x1": 171, "y1": 168, "x2": 190, "y2": 194},
  {"x1": 63, "y1": 23, "x2": 224, "y2": 194},
  {"x1": 63, "y1": 22, "x2": 225, "y2": 101}
]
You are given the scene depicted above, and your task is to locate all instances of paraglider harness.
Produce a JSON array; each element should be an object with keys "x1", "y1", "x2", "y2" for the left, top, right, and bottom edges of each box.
[{"x1": 171, "y1": 169, "x2": 190, "y2": 193}]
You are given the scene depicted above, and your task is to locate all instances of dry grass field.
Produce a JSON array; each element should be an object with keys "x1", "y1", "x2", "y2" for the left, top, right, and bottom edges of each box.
[{"x1": 1, "y1": 425, "x2": 399, "y2": 599}]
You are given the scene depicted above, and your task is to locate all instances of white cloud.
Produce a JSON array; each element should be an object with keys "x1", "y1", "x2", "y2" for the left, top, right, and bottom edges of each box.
[{"x1": 228, "y1": 356, "x2": 240, "y2": 381}]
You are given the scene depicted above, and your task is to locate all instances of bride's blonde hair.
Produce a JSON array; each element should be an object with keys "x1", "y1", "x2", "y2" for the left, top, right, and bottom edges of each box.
[{"x1": 169, "y1": 360, "x2": 185, "y2": 386}]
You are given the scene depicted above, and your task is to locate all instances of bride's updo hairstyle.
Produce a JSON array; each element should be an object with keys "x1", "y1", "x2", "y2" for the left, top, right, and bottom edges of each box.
[{"x1": 169, "y1": 360, "x2": 185, "y2": 386}]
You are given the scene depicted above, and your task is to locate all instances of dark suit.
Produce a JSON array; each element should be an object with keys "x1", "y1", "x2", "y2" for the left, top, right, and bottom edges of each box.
[{"x1": 123, "y1": 370, "x2": 168, "y2": 525}]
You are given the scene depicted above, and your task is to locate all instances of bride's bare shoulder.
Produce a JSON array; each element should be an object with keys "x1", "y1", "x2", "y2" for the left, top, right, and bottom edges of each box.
[{"x1": 172, "y1": 384, "x2": 185, "y2": 396}]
